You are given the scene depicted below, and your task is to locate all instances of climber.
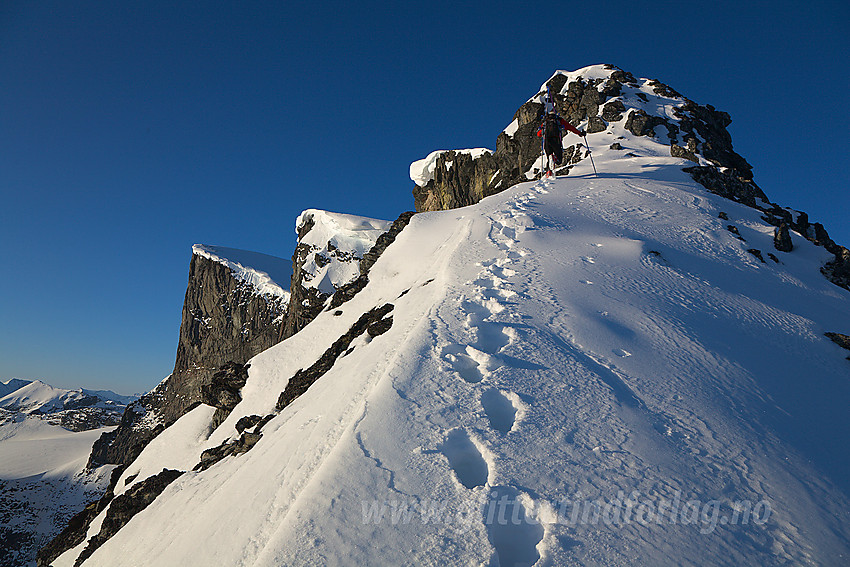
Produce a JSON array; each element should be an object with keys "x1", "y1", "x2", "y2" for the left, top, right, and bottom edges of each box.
[
  {"x1": 537, "y1": 91, "x2": 584, "y2": 170},
  {"x1": 537, "y1": 111, "x2": 584, "y2": 168}
]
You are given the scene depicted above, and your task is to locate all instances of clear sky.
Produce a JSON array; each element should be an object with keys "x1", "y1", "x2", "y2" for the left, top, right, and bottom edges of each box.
[{"x1": 1, "y1": 0, "x2": 848, "y2": 394}]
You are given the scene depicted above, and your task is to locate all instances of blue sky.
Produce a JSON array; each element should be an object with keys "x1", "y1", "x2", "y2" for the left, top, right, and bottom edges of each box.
[{"x1": 1, "y1": 0, "x2": 847, "y2": 394}]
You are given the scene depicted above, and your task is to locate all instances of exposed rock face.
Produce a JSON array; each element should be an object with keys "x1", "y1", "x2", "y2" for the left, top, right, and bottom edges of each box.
[
  {"x1": 412, "y1": 150, "x2": 501, "y2": 212},
  {"x1": 200, "y1": 362, "x2": 251, "y2": 430},
  {"x1": 86, "y1": 393, "x2": 164, "y2": 469},
  {"x1": 88, "y1": 249, "x2": 289, "y2": 469},
  {"x1": 168, "y1": 252, "x2": 289, "y2": 423}
]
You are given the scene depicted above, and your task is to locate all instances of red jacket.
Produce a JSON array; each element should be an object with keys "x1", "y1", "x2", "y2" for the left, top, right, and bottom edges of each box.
[{"x1": 537, "y1": 115, "x2": 582, "y2": 137}]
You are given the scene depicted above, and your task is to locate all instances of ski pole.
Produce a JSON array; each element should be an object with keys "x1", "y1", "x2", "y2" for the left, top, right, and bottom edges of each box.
[{"x1": 583, "y1": 133, "x2": 598, "y2": 177}]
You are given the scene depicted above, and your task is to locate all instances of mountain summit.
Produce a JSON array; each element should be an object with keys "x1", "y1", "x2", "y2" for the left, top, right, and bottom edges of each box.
[{"x1": 41, "y1": 65, "x2": 850, "y2": 566}]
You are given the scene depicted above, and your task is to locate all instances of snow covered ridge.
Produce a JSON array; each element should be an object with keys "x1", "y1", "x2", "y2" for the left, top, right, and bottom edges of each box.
[
  {"x1": 410, "y1": 64, "x2": 850, "y2": 291},
  {"x1": 411, "y1": 63, "x2": 748, "y2": 201},
  {"x1": 294, "y1": 209, "x2": 392, "y2": 295},
  {"x1": 191, "y1": 244, "x2": 291, "y2": 300}
]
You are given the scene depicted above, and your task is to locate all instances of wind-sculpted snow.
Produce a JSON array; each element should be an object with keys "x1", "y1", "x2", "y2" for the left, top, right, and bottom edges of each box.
[{"x1": 54, "y1": 148, "x2": 850, "y2": 565}]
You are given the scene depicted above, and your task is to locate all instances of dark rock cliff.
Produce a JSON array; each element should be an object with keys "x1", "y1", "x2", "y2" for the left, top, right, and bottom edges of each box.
[{"x1": 88, "y1": 251, "x2": 289, "y2": 469}]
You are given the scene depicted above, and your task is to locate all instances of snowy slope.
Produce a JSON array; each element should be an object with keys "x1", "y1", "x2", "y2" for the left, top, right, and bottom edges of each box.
[
  {"x1": 0, "y1": 379, "x2": 31, "y2": 399},
  {"x1": 0, "y1": 418, "x2": 115, "y2": 567},
  {"x1": 56, "y1": 135, "x2": 850, "y2": 565}
]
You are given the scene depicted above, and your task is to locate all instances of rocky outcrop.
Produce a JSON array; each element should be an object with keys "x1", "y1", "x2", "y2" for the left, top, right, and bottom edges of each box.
[
  {"x1": 200, "y1": 362, "x2": 250, "y2": 430},
  {"x1": 281, "y1": 210, "x2": 392, "y2": 338},
  {"x1": 411, "y1": 64, "x2": 764, "y2": 213},
  {"x1": 166, "y1": 252, "x2": 288, "y2": 423},
  {"x1": 88, "y1": 249, "x2": 289, "y2": 469},
  {"x1": 86, "y1": 393, "x2": 165, "y2": 469},
  {"x1": 412, "y1": 67, "x2": 645, "y2": 212},
  {"x1": 329, "y1": 211, "x2": 416, "y2": 309},
  {"x1": 71, "y1": 469, "x2": 184, "y2": 566},
  {"x1": 282, "y1": 214, "x2": 329, "y2": 338},
  {"x1": 413, "y1": 151, "x2": 501, "y2": 212},
  {"x1": 195, "y1": 431, "x2": 262, "y2": 472},
  {"x1": 682, "y1": 165, "x2": 768, "y2": 208},
  {"x1": 760, "y1": 206, "x2": 850, "y2": 291}
]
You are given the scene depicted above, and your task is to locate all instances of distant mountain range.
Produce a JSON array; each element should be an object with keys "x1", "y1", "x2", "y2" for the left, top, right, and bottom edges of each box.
[{"x1": 0, "y1": 379, "x2": 136, "y2": 432}]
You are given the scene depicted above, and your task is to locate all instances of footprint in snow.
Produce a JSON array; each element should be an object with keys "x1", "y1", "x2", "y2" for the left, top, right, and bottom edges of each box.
[
  {"x1": 481, "y1": 388, "x2": 518, "y2": 434},
  {"x1": 485, "y1": 486, "x2": 543, "y2": 567},
  {"x1": 442, "y1": 345, "x2": 502, "y2": 383},
  {"x1": 613, "y1": 348, "x2": 632, "y2": 357},
  {"x1": 440, "y1": 429, "x2": 489, "y2": 489}
]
